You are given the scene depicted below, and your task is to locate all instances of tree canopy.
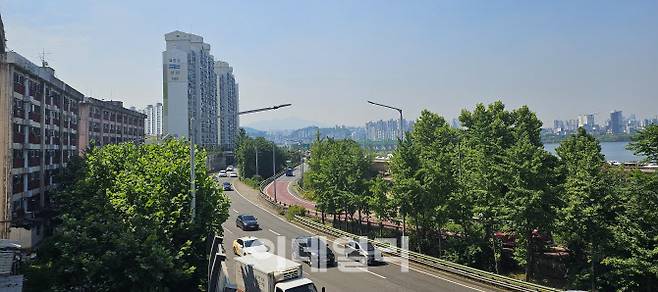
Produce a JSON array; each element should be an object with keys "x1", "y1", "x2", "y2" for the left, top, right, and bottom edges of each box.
[{"x1": 26, "y1": 139, "x2": 230, "y2": 291}]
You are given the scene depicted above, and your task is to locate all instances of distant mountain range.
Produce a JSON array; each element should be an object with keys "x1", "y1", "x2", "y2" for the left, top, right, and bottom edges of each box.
[
  {"x1": 243, "y1": 127, "x2": 268, "y2": 137},
  {"x1": 242, "y1": 117, "x2": 329, "y2": 131}
]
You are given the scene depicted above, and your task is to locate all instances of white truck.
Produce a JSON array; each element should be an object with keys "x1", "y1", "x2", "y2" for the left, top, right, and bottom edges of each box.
[{"x1": 235, "y1": 252, "x2": 319, "y2": 292}]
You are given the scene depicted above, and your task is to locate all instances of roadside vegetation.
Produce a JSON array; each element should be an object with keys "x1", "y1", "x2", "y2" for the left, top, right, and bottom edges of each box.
[
  {"x1": 24, "y1": 140, "x2": 230, "y2": 291},
  {"x1": 303, "y1": 101, "x2": 658, "y2": 291}
]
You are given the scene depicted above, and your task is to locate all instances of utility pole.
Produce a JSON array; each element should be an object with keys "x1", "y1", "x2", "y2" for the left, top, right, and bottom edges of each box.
[{"x1": 190, "y1": 117, "x2": 196, "y2": 222}]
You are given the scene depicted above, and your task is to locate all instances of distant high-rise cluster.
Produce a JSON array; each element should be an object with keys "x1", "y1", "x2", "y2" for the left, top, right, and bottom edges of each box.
[
  {"x1": 162, "y1": 31, "x2": 239, "y2": 150},
  {"x1": 365, "y1": 119, "x2": 414, "y2": 141},
  {"x1": 552, "y1": 110, "x2": 657, "y2": 136},
  {"x1": 142, "y1": 103, "x2": 163, "y2": 137}
]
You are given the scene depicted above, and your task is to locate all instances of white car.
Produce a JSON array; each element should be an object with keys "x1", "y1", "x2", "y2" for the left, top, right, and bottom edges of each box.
[
  {"x1": 344, "y1": 239, "x2": 383, "y2": 265},
  {"x1": 218, "y1": 170, "x2": 227, "y2": 177},
  {"x1": 233, "y1": 236, "x2": 268, "y2": 256},
  {"x1": 226, "y1": 165, "x2": 234, "y2": 171},
  {"x1": 229, "y1": 172, "x2": 238, "y2": 177}
]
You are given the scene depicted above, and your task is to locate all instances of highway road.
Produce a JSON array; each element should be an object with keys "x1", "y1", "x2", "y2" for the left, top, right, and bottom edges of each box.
[
  {"x1": 264, "y1": 166, "x2": 315, "y2": 210},
  {"x1": 216, "y1": 174, "x2": 500, "y2": 292}
]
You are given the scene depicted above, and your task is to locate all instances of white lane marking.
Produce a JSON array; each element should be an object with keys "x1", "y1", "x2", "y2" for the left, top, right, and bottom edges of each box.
[
  {"x1": 286, "y1": 180, "x2": 313, "y2": 205},
  {"x1": 404, "y1": 264, "x2": 486, "y2": 292},
  {"x1": 356, "y1": 267, "x2": 387, "y2": 279},
  {"x1": 268, "y1": 229, "x2": 281, "y2": 236},
  {"x1": 223, "y1": 228, "x2": 233, "y2": 234},
  {"x1": 232, "y1": 209, "x2": 239, "y2": 214},
  {"x1": 232, "y1": 186, "x2": 484, "y2": 291}
]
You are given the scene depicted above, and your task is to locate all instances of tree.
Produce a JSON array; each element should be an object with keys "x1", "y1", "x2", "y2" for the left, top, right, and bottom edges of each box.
[
  {"x1": 601, "y1": 170, "x2": 658, "y2": 291},
  {"x1": 459, "y1": 101, "x2": 514, "y2": 273},
  {"x1": 235, "y1": 131, "x2": 288, "y2": 179},
  {"x1": 627, "y1": 124, "x2": 658, "y2": 162},
  {"x1": 503, "y1": 106, "x2": 563, "y2": 281},
  {"x1": 306, "y1": 138, "x2": 371, "y2": 229},
  {"x1": 556, "y1": 128, "x2": 619, "y2": 291},
  {"x1": 368, "y1": 177, "x2": 393, "y2": 237},
  {"x1": 27, "y1": 140, "x2": 230, "y2": 291}
]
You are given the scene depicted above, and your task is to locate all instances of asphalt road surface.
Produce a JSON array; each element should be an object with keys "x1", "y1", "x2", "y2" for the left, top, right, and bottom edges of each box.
[{"x1": 216, "y1": 175, "x2": 500, "y2": 292}]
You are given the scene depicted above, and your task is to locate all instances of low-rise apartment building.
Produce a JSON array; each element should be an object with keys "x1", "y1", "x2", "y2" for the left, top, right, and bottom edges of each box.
[
  {"x1": 0, "y1": 51, "x2": 82, "y2": 248},
  {"x1": 78, "y1": 97, "x2": 145, "y2": 152}
]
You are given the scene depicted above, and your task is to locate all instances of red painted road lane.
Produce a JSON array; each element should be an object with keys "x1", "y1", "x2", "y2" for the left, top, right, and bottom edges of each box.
[{"x1": 265, "y1": 180, "x2": 316, "y2": 210}]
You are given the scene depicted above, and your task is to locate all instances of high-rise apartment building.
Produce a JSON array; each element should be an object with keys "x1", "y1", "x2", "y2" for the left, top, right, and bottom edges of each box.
[
  {"x1": 365, "y1": 119, "x2": 414, "y2": 141},
  {"x1": 214, "y1": 61, "x2": 239, "y2": 151},
  {"x1": 577, "y1": 114, "x2": 596, "y2": 131},
  {"x1": 143, "y1": 102, "x2": 163, "y2": 137},
  {"x1": 609, "y1": 110, "x2": 623, "y2": 134},
  {"x1": 78, "y1": 97, "x2": 145, "y2": 151},
  {"x1": 163, "y1": 31, "x2": 218, "y2": 148},
  {"x1": 0, "y1": 51, "x2": 83, "y2": 247}
]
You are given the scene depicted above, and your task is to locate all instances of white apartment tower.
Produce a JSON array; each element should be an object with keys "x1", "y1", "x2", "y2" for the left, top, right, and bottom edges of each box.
[
  {"x1": 214, "y1": 61, "x2": 239, "y2": 151},
  {"x1": 163, "y1": 31, "x2": 218, "y2": 147},
  {"x1": 143, "y1": 102, "x2": 163, "y2": 137}
]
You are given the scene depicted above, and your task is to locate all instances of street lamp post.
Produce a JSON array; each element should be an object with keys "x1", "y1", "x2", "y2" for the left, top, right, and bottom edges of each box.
[
  {"x1": 367, "y1": 100, "x2": 404, "y2": 141},
  {"x1": 190, "y1": 117, "x2": 196, "y2": 222},
  {"x1": 367, "y1": 100, "x2": 404, "y2": 235},
  {"x1": 239, "y1": 104, "x2": 292, "y2": 179}
]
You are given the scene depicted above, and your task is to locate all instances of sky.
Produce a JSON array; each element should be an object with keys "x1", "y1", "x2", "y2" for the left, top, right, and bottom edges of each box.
[{"x1": 2, "y1": 0, "x2": 657, "y2": 129}]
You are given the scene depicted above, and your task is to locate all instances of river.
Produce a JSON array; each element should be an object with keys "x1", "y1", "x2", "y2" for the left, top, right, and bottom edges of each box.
[{"x1": 544, "y1": 141, "x2": 643, "y2": 162}]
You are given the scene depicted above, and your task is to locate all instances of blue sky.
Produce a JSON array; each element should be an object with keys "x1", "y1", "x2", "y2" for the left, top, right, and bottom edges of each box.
[{"x1": 2, "y1": 0, "x2": 657, "y2": 129}]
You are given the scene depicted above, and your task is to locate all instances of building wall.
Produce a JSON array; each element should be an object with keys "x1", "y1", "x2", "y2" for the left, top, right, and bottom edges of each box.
[
  {"x1": 78, "y1": 97, "x2": 145, "y2": 152},
  {"x1": 215, "y1": 61, "x2": 239, "y2": 151},
  {"x1": 2, "y1": 52, "x2": 83, "y2": 248},
  {"x1": 163, "y1": 31, "x2": 218, "y2": 148}
]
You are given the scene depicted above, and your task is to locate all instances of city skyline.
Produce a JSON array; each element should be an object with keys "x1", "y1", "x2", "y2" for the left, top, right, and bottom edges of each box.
[{"x1": 2, "y1": 0, "x2": 657, "y2": 128}]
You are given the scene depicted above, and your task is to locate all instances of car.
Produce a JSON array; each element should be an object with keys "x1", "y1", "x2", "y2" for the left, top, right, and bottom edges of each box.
[
  {"x1": 218, "y1": 170, "x2": 227, "y2": 177},
  {"x1": 292, "y1": 236, "x2": 336, "y2": 267},
  {"x1": 285, "y1": 167, "x2": 294, "y2": 177},
  {"x1": 226, "y1": 165, "x2": 234, "y2": 171},
  {"x1": 232, "y1": 236, "x2": 268, "y2": 256},
  {"x1": 236, "y1": 214, "x2": 259, "y2": 231},
  {"x1": 344, "y1": 239, "x2": 383, "y2": 265},
  {"x1": 222, "y1": 181, "x2": 232, "y2": 191},
  {"x1": 229, "y1": 172, "x2": 238, "y2": 177},
  {"x1": 645, "y1": 163, "x2": 658, "y2": 168}
]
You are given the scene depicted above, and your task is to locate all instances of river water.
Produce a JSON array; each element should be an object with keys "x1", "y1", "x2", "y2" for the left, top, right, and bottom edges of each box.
[{"x1": 544, "y1": 141, "x2": 643, "y2": 162}]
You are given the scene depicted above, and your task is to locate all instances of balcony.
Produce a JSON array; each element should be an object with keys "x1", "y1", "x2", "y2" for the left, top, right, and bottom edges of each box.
[
  {"x1": 13, "y1": 107, "x2": 24, "y2": 119},
  {"x1": 29, "y1": 111, "x2": 41, "y2": 123},
  {"x1": 28, "y1": 133, "x2": 41, "y2": 145},
  {"x1": 13, "y1": 83, "x2": 25, "y2": 95},
  {"x1": 28, "y1": 156, "x2": 40, "y2": 167},
  {"x1": 13, "y1": 157, "x2": 23, "y2": 169},
  {"x1": 28, "y1": 178, "x2": 40, "y2": 191},
  {"x1": 13, "y1": 133, "x2": 24, "y2": 144},
  {"x1": 12, "y1": 178, "x2": 23, "y2": 195}
]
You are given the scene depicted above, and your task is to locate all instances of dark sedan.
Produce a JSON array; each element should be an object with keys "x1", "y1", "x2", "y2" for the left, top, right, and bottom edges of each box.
[{"x1": 236, "y1": 214, "x2": 259, "y2": 231}]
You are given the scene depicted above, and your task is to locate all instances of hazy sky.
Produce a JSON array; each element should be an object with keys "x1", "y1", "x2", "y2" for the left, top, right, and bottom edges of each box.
[{"x1": 2, "y1": 0, "x2": 657, "y2": 128}]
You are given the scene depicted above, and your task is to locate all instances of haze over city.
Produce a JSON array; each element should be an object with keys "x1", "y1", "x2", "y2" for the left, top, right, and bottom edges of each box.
[{"x1": 2, "y1": 0, "x2": 657, "y2": 129}]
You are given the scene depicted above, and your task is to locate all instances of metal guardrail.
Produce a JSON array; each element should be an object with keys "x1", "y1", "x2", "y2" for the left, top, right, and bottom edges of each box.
[{"x1": 293, "y1": 215, "x2": 562, "y2": 292}]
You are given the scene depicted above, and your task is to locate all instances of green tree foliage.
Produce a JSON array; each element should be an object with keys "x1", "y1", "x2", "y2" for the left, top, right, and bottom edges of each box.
[
  {"x1": 27, "y1": 140, "x2": 230, "y2": 291},
  {"x1": 504, "y1": 106, "x2": 563, "y2": 281},
  {"x1": 627, "y1": 124, "x2": 658, "y2": 162},
  {"x1": 306, "y1": 138, "x2": 371, "y2": 227},
  {"x1": 235, "y1": 129, "x2": 289, "y2": 179},
  {"x1": 556, "y1": 128, "x2": 621, "y2": 290}
]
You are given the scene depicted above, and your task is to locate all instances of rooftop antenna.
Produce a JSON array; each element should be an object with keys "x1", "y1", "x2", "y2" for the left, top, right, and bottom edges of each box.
[{"x1": 39, "y1": 48, "x2": 51, "y2": 67}]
